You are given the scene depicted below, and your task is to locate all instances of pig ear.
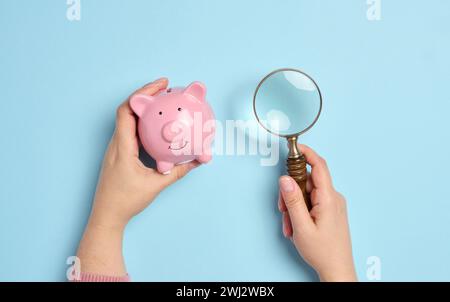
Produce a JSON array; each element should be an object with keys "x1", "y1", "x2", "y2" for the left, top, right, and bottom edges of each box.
[
  {"x1": 130, "y1": 94, "x2": 154, "y2": 117},
  {"x1": 183, "y1": 81, "x2": 206, "y2": 102}
]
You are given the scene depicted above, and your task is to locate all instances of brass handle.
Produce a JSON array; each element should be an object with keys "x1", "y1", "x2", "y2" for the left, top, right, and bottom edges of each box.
[{"x1": 286, "y1": 137, "x2": 311, "y2": 210}]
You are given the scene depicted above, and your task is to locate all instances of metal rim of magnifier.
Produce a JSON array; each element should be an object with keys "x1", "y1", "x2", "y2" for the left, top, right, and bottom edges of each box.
[{"x1": 253, "y1": 68, "x2": 323, "y2": 138}]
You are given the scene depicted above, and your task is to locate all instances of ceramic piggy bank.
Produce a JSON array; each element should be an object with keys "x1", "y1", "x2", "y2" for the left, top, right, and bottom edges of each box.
[{"x1": 130, "y1": 82, "x2": 215, "y2": 174}]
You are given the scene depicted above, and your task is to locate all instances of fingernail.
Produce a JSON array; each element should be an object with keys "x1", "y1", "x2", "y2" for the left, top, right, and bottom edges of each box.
[
  {"x1": 143, "y1": 78, "x2": 165, "y2": 88},
  {"x1": 282, "y1": 218, "x2": 288, "y2": 237},
  {"x1": 283, "y1": 225, "x2": 288, "y2": 238},
  {"x1": 280, "y1": 176, "x2": 295, "y2": 193},
  {"x1": 153, "y1": 78, "x2": 167, "y2": 85}
]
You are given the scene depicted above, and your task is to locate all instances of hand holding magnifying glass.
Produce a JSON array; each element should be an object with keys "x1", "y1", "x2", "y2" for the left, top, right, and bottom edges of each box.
[{"x1": 253, "y1": 68, "x2": 322, "y2": 210}]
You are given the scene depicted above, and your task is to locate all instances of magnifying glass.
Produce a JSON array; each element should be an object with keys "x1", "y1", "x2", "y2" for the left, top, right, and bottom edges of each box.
[{"x1": 253, "y1": 68, "x2": 323, "y2": 210}]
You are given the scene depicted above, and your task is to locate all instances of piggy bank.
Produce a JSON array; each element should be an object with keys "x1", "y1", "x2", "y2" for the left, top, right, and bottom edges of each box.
[{"x1": 130, "y1": 81, "x2": 215, "y2": 174}]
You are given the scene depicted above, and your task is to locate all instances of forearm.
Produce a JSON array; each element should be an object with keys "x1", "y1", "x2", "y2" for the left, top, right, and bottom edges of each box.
[
  {"x1": 318, "y1": 267, "x2": 358, "y2": 282},
  {"x1": 316, "y1": 250, "x2": 357, "y2": 282},
  {"x1": 76, "y1": 218, "x2": 127, "y2": 277}
]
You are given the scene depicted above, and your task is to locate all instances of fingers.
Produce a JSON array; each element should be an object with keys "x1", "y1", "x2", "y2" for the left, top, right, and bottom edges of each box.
[
  {"x1": 115, "y1": 100, "x2": 139, "y2": 156},
  {"x1": 115, "y1": 78, "x2": 169, "y2": 153},
  {"x1": 306, "y1": 172, "x2": 313, "y2": 193},
  {"x1": 279, "y1": 176, "x2": 314, "y2": 232},
  {"x1": 116, "y1": 99, "x2": 136, "y2": 135},
  {"x1": 278, "y1": 191, "x2": 293, "y2": 238},
  {"x1": 156, "y1": 161, "x2": 200, "y2": 188},
  {"x1": 298, "y1": 144, "x2": 333, "y2": 190},
  {"x1": 282, "y1": 212, "x2": 293, "y2": 238},
  {"x1": 132, "y1": 77, "x2": 168, "y2": 96},
  {"x1": 278, "y1": 191, "x2": 287, "y2": 212}
]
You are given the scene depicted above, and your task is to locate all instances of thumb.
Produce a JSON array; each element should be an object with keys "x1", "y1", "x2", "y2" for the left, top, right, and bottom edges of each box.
[{"x1": 279, "y1": 176, "x2": 314, "y2": 232}]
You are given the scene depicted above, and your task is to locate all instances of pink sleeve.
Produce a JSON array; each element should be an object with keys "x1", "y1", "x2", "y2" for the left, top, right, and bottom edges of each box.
[{"x1": 73, "y1": 272, "x2": 131, "y2": 282}]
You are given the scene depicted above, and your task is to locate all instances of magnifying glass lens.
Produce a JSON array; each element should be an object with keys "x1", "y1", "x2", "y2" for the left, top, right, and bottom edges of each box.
[
  {"x1": 253, "y1": 68, "x2": 323, "y2": 210},
  {"x1": 254, "y1": 70, "x2": 322, "y2": 137}
]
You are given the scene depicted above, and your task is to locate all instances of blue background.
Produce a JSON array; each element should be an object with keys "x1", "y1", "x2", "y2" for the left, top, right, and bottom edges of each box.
[{"x1": 1, "y1": 0, "x2": 449, "y2": 281}]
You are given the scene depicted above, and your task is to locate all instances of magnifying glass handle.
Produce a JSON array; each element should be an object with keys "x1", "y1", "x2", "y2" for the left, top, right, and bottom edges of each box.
[{"x1": 287, "y1": 137, "x2": 311, "y2": 210}]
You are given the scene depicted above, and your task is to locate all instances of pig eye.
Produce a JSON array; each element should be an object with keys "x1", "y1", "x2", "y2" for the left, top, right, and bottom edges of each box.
[
  {"x1": 159, "y1": 111, "x2": 163, "y2": 115},
  {"x1": 178, "y1": 107, "x2": 182, "y2": 111}
]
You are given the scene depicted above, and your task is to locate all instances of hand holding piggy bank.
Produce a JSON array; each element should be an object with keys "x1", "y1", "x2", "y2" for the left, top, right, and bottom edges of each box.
[{"x1": 130, "y1": 82, "x2": 215, "y2": 174}]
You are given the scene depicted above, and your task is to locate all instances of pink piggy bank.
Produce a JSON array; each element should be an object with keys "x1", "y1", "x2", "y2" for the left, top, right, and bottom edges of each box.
[{"x1": 130, "y1": 81, "x2": 215, "y2": 174}]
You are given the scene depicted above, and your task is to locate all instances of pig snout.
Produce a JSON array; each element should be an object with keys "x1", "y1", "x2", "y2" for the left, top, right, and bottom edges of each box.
[{"x1": 162, "y1": 120, "x2": 188, "y2": 143}]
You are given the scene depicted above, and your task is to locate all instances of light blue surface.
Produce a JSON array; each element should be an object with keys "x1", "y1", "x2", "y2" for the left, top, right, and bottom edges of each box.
[{"x1": 1, "y1": 0, "x2": 450, "y2": 281}]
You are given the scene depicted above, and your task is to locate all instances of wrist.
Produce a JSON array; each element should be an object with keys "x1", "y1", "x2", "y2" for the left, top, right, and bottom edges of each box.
[
  {"x1": 77, "y1": 215, "x2": 127, "y2": 276},
  {"x1": 87, "y1": 218, "x2": 126, "y2": 235},
  {"x1": 318, "y1": 266, "x2": 357, "y2": 282},
  {"x1": 88, "y1": 207, "x2": 128, "y2": 233},
  {"x1": 89, "y1": 195, "x2": 131, "y2": 231}
]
